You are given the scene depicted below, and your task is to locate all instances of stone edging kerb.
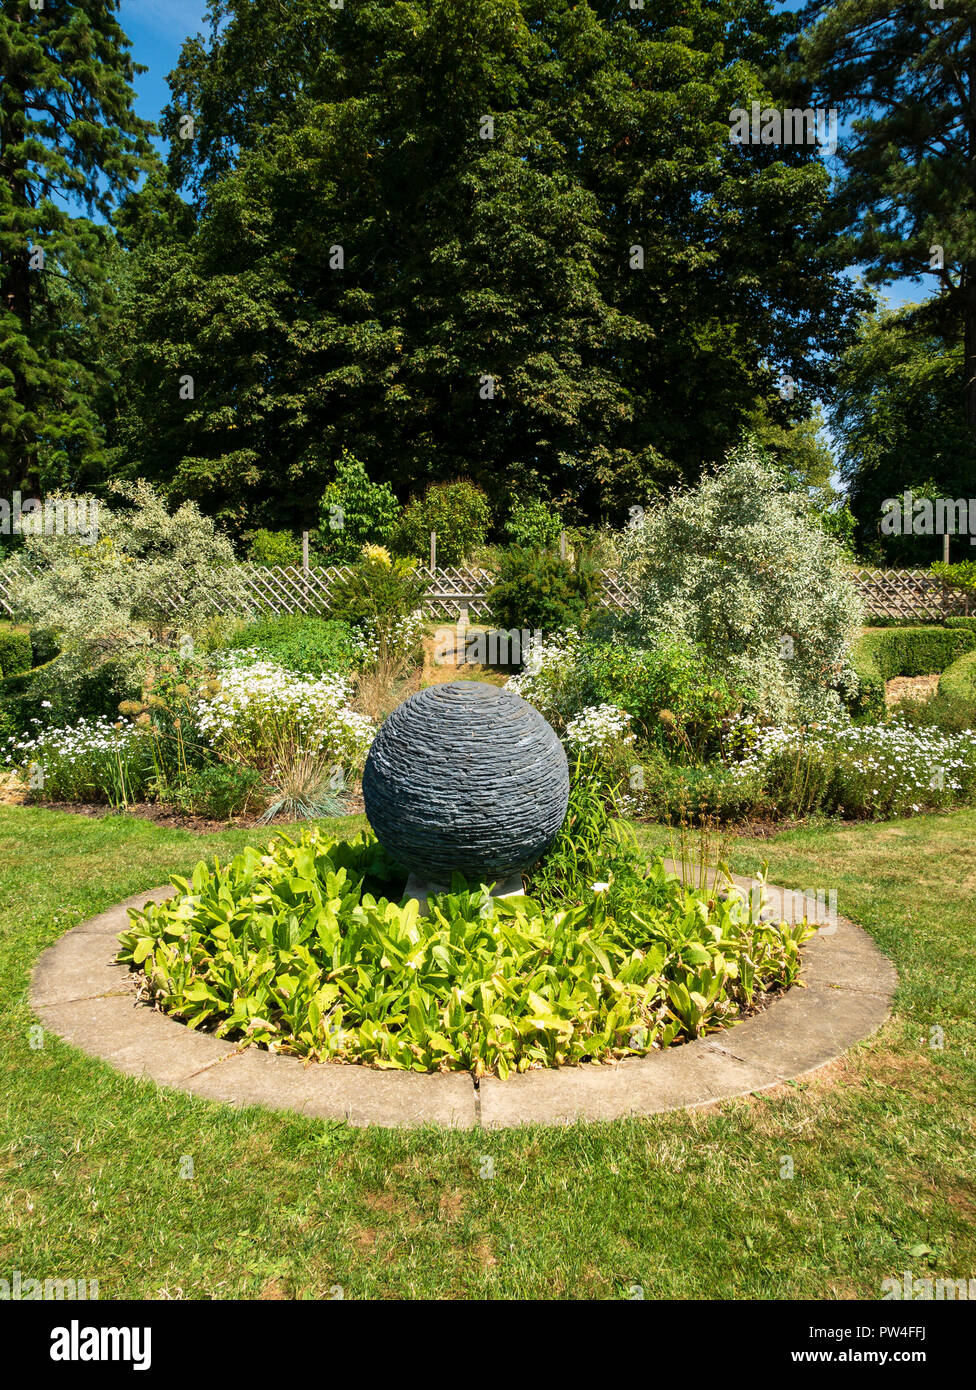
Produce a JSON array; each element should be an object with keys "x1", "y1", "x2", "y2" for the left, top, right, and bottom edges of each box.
[{"x1": 30, "y1": 875, "x2": 897, "y2": 1128}]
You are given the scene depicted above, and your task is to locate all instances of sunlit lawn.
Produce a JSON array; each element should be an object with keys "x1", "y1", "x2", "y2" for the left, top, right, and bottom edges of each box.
[{"x1": 1, "y1": 804, "x2": 973, "y2": 1299}]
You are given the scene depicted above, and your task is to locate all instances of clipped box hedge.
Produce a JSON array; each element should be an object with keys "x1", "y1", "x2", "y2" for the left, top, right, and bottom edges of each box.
[
  {"x1": 939, "y1": 651, "x2": 976, "y2": 705},
  {"x1": 847, "y1": 625, "x2": 976, "y2": 721},
  {"x1": 0, "y1": 623, "x2": 32, "y2": 679},
  {"x1": 855, "y1": 626, "x2": 976, "y2": 681}
]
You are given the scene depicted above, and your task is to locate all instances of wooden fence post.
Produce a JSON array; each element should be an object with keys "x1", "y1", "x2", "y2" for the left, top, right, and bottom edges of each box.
[
  {"x1": 430, "y1": 531, "x2": 437, "y2": 572},
  {"x1": 559, "y1": 530, "x2": 567, "y2": 562},
  {"x1": 302, "y1": 531, "x2": 310, "y2": 575}
]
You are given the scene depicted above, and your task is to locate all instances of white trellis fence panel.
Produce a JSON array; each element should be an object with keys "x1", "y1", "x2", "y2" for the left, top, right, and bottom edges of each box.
[{"x1": 2, "y1": 557, "x2": 968, "y2": 624}]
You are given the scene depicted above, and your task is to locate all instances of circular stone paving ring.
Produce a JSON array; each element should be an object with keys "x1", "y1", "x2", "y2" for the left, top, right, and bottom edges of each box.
[{"x1": 362, "y1": 681, "x2": 569, "y2": 884}]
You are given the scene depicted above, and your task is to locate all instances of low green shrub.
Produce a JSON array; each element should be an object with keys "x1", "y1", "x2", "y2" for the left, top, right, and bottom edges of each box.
[
  {"x1": 245, "y1": 529, "x2": 304, "y2": 567},
  {"x1": 584, "y1": 640, "x2": 740, "y2": 759},
  {"x1": 893, "y1": 650, "x2": 976, "y2": 735},
  {"x1": 225, "y1": 616, "x2": 358, "y2": 676},
  {"x1": 29, "y1": 627, "x2": 60, "y2": 667},
  {"x1": 939, "y1": 650, "x2": 976, "y2": 703},
  {"x1": 172, "y1": 764, "x2": 265, "y2": 820},
  {"x1": 0, "y1": 649, "x2": 140, "y2": 740},
  {"x1": 845, "y1": 647, "x2": 886, "y2": 722},
  {"x1": 509, "y1": 630, "x2": 740, "y2": 761},
  {"x1": 0, "y1": 624, "x2": 32, "y2": 678},
  {"x1": 118, "y1": 824, "x2": 815, "y2": 1076},
  {"x1": 945, "y1": 616, "x2": 976, "y2": 631},
  {"x1": 622, "y1": 747, "x2": 767, "y2": 825},
  {"x1": 488, "y1": 549, "x2": 598, "y2": 633},
  {"x1": 931, "y1": 559, "x2": 976, "y2": 600},
  {"x1": 327, "y1": 553, "x2": 427, "y2": 627}
]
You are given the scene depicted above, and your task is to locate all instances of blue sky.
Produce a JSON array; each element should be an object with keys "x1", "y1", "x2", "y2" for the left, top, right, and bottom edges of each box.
[{"x1": 118, "y1": 0, "x2": 209, "y2": 134}]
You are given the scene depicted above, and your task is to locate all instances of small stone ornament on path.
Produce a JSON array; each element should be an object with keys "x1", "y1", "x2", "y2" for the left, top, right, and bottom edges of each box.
[{"x1": 362, "y1": 681, "x2": 569, "y2": 900}]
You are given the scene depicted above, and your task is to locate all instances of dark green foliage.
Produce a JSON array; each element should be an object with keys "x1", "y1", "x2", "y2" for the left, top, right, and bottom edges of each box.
[
  {"x1": 393, "y1": 481, "x2": 491, "y2": 565},
  {"x1": 327, "y1": 558, "x2": 427, "y2": 626},
  {"x1": 111, "y1": 0, "x2": 863, "y2": 525},
  {"x1": 585, "y1": 641, "x2": 740, "y2": 761},
  {"x1": 833, "y1": 314, "x2": 974, "y2": 565},
  {"x1": 172, "y1": 765, "x2": 265, "y2": 820},
  {"x1": 799, "y1": 3, "x2": 976, "y2": 439},
  {"x1": 0, "y1": 0, "x2": 153, "y2": 492},
  {"x1": 524, "y1": 771, "x2": 643, "y2": 901},
  {"x1": 0, "y1": 625, "x2": 32, "y2": 679},
  {"x1": 226, "y1": 616, "x2": 358, "y2": 676},
  {"x1": 854, "y1": 627, "x2": 976, "y2": 682},
  {"x1": 489, "y1": 549, "x2": 597, "y2": 632},
  {"x1": 945, "y1": 616, "x2": 976, "y2": 631},
  {"x1": 0, "y1": 655, "x2": 136, "y2": 740},
  {"x1": 0, "y1": 658, "x2": 56, "y2": 740}
]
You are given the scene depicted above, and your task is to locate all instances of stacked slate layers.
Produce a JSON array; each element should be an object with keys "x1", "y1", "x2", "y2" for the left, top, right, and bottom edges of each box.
[{"x1": 362, "y1": 682, "x2": 569, "y2": 882}]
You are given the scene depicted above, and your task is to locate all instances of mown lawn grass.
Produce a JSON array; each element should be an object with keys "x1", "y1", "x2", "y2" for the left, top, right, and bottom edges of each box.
[{"x1": 1, "y1": 804, "x2": 973, "y2": 1300}]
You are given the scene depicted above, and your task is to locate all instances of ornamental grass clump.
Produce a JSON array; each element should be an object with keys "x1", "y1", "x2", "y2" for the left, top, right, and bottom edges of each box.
[{"x1": 118, "y1": 820, "x2": 816, "y2": 1078}]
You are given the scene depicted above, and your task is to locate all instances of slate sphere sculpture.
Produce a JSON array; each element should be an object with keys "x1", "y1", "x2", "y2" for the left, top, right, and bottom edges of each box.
[{"x1": 362, "y1": 682, "x2": 569, "y2": 883}]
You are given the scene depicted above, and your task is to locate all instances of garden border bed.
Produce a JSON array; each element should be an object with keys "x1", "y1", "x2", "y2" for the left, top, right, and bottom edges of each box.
[{"x1": 30, "y1": 873, "x2": 897, "y2": 1129}]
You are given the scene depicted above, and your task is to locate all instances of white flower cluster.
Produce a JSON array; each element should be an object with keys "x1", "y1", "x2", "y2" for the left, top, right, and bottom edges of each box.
[
  {"x1": 3, "y1": 716, "x2": 148, "y2": 797},
  {"x1": 727, "y1": 711, "x2": 976, "y2": 813},
  {"x1": 506, "y1": 629, "x2": 589, "y2": 727},
  {"x1": 564, "y1": 703, "x2": 634, "y2": 753},
  {"x1": 193, "y1": 659, "x2": 374, "y2": 767},
  {"x1": 350, "y1": 612, "x2": 426, "y2": 668},
  {"x1": 508, "y1": 628, "x2": 584, "y2": 687}
]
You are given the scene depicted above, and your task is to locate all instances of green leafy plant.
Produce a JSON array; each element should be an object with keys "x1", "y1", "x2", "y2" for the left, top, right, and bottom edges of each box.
[
  {"x1": 118, "y1": 822, "x2": 817, "y2": 1077},
  {"x1": 0, "y1": 624, "x2": 32, "y2": 679},
  {"x1": 172, "y1": 764, "x2": 265, "y2": 820},
  {"x1": 225, "y1": 616, "x2": 358, "y2": 676},
  {"x1": 327, "y1": 552, "x2": 427, "y2": 627},
  {"x1": 620, "y1": 440, "x2": 864, "y2": 723},
  {"x1": 932, "y1": 560, "x2": 976, "y2": 598},
  {"x1": 245, "y1": 529, "x2": 304, "y2": 567},
  {"x1": 393, "y1": 480, "x2": 491, "y2": 565},
  {"x1": 504, "y1": 495, "x2": 564, "y2": 549},
  {"x1": 319, "y1": 452, "x2": 400, "y2": 562},
  {"x1": 488, "y1": 548, "x2": 597, "y2": 633}
]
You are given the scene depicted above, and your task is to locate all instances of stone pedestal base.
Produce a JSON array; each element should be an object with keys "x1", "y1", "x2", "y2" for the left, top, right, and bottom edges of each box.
[{"x1": 404, "y1": 872, "x2": 525, "y2": 916}]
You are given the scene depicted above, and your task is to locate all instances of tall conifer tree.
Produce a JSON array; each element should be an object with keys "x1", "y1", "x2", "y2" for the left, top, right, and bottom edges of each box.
[{"x1": 0, "y1": 0, "x2": 152, "y2": 494}]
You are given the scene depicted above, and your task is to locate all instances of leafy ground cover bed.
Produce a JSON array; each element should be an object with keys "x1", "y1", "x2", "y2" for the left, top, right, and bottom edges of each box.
[{"x1": 116, "y1": 796, "x2": 814, "y2": 1077}]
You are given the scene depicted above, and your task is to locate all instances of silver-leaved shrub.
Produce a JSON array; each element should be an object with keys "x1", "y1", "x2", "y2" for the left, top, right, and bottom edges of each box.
[
  {"x1": 8, "y1": 480, "x2": 251, "y2": 687},
  {"x1": 619, "y1": 441, "x2": 864, "y2": 723}
]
